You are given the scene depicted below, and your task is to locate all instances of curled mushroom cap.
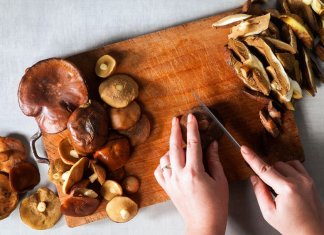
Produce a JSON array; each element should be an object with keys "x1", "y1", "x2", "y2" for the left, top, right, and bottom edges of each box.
[
  {"x1": 0, "y1": 136, "x2": 26, "y2": 173},
  {"x1": 18, "y1": 58, "x2": 89, "y2": 134},
  {"x1": 0, "y1": 173, "x2": 18, "y2": 220},
  {"x1": 106, "y1": 196, "x2": 138, "y2": 223},
  {"x1": 89, "y1": 161, "x2": 106, "y2": 185},
  {"x1": 67, "y1": 100, "x2": 109, "y2": 155},
  {"x1": 19, "y1": 187, "x2": 61, "y2": 230},
  {"x1": 110, "y1": 101, "x2": 141, "y2": 130},
  {"x1": 48, "y1": 158, "x2": 71, "y2": 185},
  {"x1": 101, "y1": 180, "x2": 123, "y2": 201},
  {"x1": 99, "y1": 74, "x2": 139, "y2": 108},
  {"x1": 58, "y1": 138, "x2": 80, "y2": 165}
]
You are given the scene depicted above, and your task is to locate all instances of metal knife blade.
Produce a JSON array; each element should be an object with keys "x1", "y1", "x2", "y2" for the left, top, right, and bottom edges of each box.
[{"x1": 193, "y1": 93, "x2": 241, "y2": 149}]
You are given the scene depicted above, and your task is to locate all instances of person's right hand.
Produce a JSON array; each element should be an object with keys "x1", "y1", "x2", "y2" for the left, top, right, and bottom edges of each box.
[{"x1": 241, "y1": 146, "x2": 324, "y2": 235}]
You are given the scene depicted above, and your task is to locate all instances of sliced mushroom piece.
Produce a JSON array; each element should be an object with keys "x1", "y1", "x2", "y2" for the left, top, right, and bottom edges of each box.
[
  {"x1": 60, "y1": 195, "x2": 100, "y2": 217},
  {"x1": 99, "y1": 74, "x2": 139, "y2": 108},
  {"x1": 281, "y1": 25, "x2": 298, "y2": 53},
  {"x1": 106, "y1": 196, "x2": 138, "y2": 223},
  {"x1": 18, "y1": 58, "x2": 88, "y2": 134},
  {"x1": 119, "y1": 114, "x2": 151, "y2": 146},
  {"x1": 9, "y1": 161, "x2": 40, "y2": 193},
  {"x1": 311, "y1": 0, "x2": 324, "y2": 16},
  {"x1": 242, "y1": 1, "x2": 265, "y2": 15},
  {"x1": 93, "y1": 135, "x2": 130, "y2": 171},
  {"x1": 277, "y1": 0, "x2": 291, "y2": 13},
  {"x1": 301, "y1": 3, "x2": 321, "y2": 32},
  {"x1": 62, "y1": 157, "x2": 89, "y2": 195},
  {"x1": 101, "y1": 180, "x2": 123, "y2": 201},
  {"x1": 95, "y1": 54, "x2": 116, "y2": 78},
  {"x1": 311, "y1": 58, "x2": 324, "y2": 83},
  {"x1": 319, "y1": 28, "x2": 324, "y2": 44},
  {"x1": 122, "y1": 176, "x2": 140, "y2": 194},
  {"x1": 259, "y1": 108, "x2": 280, "y2": 137},
  {"x1": 244, "y1": 36, "x2": 291, "y2": 98},
  {"x1": 261, "y1": 22, "x2": 281, "y2": 39},
  {"x1": 268, "y1": 100, "x2": 282, "y2": 125},
  {"x1": 303, "y1": 0, "x2": 313, "y2": 5},
  {"x1": 212, "y1": 14, "x2": 252, "y2": 28},
  {"x1": 279, "y1": 14, "x2": 314, "y2": 49},
  {"x1": 110, "y1": 101, "x2": 141, "y2": 130},
  {"x1": 276, "y1": 52, "x2": 303, "y2": 85},
  {"x1": 19, "y1": 187, "x2": 61, "y2": 230},
  {"x1": 89, "y1": 161, "x2": 106, "y2": 185},
  {"x1": 301, "y1": 47, "x2": 317, "y2": 96},
  {"x1": 265, "y1": 37, "x2": 297, "y2": 54},
  {"x1": 228, "y1": 13, "x2": 271, "y2": 39},
  {"x1": 58, "y1": 138, "x2": 80, "y2": 165},
  {"x1": 0, "y1": 136, "x2": 26, "y2": 173},
  {"x1": 315, "y1": 42, "x2": 324, "y2": 61},
  {"x1": 67, "y1": 100, "x2": 109, "y2": 155},
  {"x1": 48, "y1": 158, "x2": 71, "y2": 185},
  {"x1": 0, "y1": 173, "x2": 18, "y2": 220}
]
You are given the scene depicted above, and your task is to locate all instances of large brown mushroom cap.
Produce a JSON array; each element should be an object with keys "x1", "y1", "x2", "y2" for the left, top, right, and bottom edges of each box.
[
  {"x1": 110, "y1": 101, "x2": 141, "y2": 130},
  {"x1": 106, "y1": 196, "x2": 138, "y2": 223},
  {"x1": 0, "y1": 136, "x2": 26, "y2": 173},
  {"x1": 60, "y1": 195, "x2": 100, "y2": 217},
  {"x1": 18, "y1": 58, "x2": 88, "y2": 134},
  {"x1": 0, "y1": 173, "x2": 18, "y2": 220},
  {"x1": 67, "y1": 100, "x2": 109, "y2": 155},
  {"x1": 19, "y1": 187, "x2": 61, "y2": 230}
]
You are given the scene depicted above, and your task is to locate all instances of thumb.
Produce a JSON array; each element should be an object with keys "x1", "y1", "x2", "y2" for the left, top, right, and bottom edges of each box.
[{"x1": 205, "y1": 141, "x2": 225, "y2": 180}]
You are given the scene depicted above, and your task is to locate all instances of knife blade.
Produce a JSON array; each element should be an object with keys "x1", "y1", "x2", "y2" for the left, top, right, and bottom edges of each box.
[{"x1": 193, "y1": 93, "x2": 241, "y2": 149}]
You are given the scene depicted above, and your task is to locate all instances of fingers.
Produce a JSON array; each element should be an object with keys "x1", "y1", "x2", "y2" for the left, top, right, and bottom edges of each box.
[
  {"x1": 185, "y1": 114, "x2": 203, "y2": 170},
  {"x1": 250, "y1": 175, "x2": 275, "y2": 220},
  {"x1": 169, "y1": 117, "x2": 185, "y2": 170},
  {"x1": 241, "y1": 146, "x2": 286, "y2": 193},
  {"x1": 286, "y1": 160, "x2": 309, "y2": 176},
  {"x1": 160, "y1": 152, "x2": 171, "y2": 178},
  {"x1": 154, "y1": 165, "x2": 165, "y2": 188},
  {"x1": 206, "y1": 141, "x2": 225, "y2": 180},
  {"x1": 273, "y1": 161, "x2": 300, "y2": 178}
]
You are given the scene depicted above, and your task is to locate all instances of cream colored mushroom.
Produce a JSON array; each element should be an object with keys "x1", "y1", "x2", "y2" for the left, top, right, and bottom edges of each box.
[
  {"x1": 122, "y1": 176, "x2": 140, "y2": 194},
  {"x1": 106, "y1": 196, "x2": 138, "y2": 223},
  {"x1": 58, "y1": 138, "x2": 80, "y2": 165},
  {"x1": 95, "y1": 54, "x2": 116, "y2": 78},
  {"x1": 101, "y1": 180, "x2": 123, "y2": 201},
  {"x1": 88, "y1": 161, "x2": 106, "y2": 185}
]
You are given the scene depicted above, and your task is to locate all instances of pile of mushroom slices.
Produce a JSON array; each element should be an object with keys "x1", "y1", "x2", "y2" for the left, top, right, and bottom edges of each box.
[{"x1": 213, "y1": 0, "x2": 324, "y2": 138}]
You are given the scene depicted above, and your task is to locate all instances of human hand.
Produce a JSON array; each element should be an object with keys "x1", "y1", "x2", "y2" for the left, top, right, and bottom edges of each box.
[
  {"x1": 241, "y1": 146, "x2": 324, "y2": 235},
  {"x1": 154, "y1": 114, "x2": 229, "y2": 235}
]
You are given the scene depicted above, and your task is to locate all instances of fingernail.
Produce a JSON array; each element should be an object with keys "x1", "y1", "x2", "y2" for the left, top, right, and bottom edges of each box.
[
  {"x1": 187, "y1": 113, "x2": 193, "y2": 123},
  {"x1": 172, "y1": 117, "x2": 178, "y2": 126},
  {"x1": 250, "y1": 175, "x2": 258, "y2": 186},
  {"x1": 241, "y1": 146, "x2": 249, "y2": 154}
]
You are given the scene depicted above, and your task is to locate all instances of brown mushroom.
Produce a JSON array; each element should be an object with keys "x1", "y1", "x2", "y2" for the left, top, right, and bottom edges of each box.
[
  {"x1": 265, "y1": 37, "x2": 297, "y2": 54},
  {"x1": 71, "y1": 188, "x2": 99, "y2": 199},
  {"x1": 106, "y1": 196, "x2": 138, "y2": 223},
  {"x1": 93, "y1": 136, "x2": 130, "y2": 171},
  {"x1": 275, "y1": 53, "x2": 302, "y2": 85},
  {"x1": 259, "y1": 108, "x2": 280, "y2": 137},
  {"x1": 110, "y1": 101, "x2": 141, "y2": 130},
  {"x1": 9, "y1": 161, "x2": 40, "y2": 193},
  {"x1": 95, "y1": 55, "x2": 116, "y2": 78},
  {"x1": 99, "y1": 74, "x2": 139, "y2": 108},
  {"x1": 268, "y1": 101, "x2": 282, "y2": 125},
  {"x1": 62, "y1": 157, "x2": 89, "y2": 195},
  {"x1": 18, "y1": 58, "x2": 88, "y2": 134},
  {"x1": 48, "y1": 158, "x2": 71, "y2": 185},
  {"x1": 301, "y1": 47, "x2": 317, "y2": 96},
  {"x1": 122, "y1": 176, "x2": 140, "y2": 194},
  {"x1": 315, "y1": 42, "x2": 324, "y2": 61},
  {"x1": 58, "y1": 138, "x2": 80, "y2": 165},
  {"x1": 107, "y1": 167, "x2": 126, "y2": 182},
  {"x1": 180, "y1": 106, "x2": 223, "y2": 150},
  {"x1": 101, "y1": 180, "x2": 123, "y2": 201},
  {"x1": 281, "y1": 24, "x2": 298, "y2": 53},
  {"x1": 67, "y1": 100, "x2": 109, "y2": 155},
  {"x1": 0, "y1": 173, "x2": 18, "y2": 220},
  {"x1": 0, "y1": 136, "x2": 26, "y2": 173},
  {"x1": 89, "y1": 161, "x2": 106, "y2": 185},
  {"x1": 19, "y1": 187, "x2": 61, "y2": 230},
  {"x1": 119, "y1": 114, "x2": 151, "y2": 146}
]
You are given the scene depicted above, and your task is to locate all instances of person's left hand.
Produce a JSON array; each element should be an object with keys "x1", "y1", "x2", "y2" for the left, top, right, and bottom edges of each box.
[{"x1": 154, "y1": 114, "x2": 229, "y2": 235}]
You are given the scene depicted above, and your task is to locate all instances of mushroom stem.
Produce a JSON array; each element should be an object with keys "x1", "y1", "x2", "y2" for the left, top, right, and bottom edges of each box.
[
  {"x1": 100, "y1": 63, "x2": 108, "y2": 71},
  {"x1": 89, "y1": 173, "x2": 98, "y2": 183},
  {"x1": 120, "y1": 209, "x2": 130, "y2": 219},
  {"x1": 61, "y1": 171, "x2": 69, "y2": 181},
  {"x1": 37, "y1": 201, "x2": 46, "y2": 212},
  {"x1": 69, "y1": 150, "x2": 79, "y2": 159}
]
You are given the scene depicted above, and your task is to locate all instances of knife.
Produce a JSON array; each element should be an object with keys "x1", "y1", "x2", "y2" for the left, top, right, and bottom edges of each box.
[{"x1": 193, "y1": 93, "x2": 241, "y2": 150}]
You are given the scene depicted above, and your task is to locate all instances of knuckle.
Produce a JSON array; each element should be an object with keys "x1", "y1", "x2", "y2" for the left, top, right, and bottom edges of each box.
[
  {"x1": 187, "y1": 138, "x2": 200, "y2": 148},
  {"x1": 258, "y1": 164, "x2": 272, "y2": 175},
  {"x1": 283, "y1": 181, "x2": 298, "y2": 194}
]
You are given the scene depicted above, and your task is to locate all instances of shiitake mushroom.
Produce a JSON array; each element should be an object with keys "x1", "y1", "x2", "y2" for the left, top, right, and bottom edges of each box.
[{"x1": 110, "y1": 101, "x2": 141, "y2": 130}]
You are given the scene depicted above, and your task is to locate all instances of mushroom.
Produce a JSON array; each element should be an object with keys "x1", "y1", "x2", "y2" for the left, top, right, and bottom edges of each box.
[
  {"x1": 122, "y1": 176, "x2": 140, "y2": 194},
  {"x1": 268, "y1": 100, "x2": 282, "y2": 125},
  {"x1": 89, "y1": 161, "x2": 106, "y2": 185},
  {"x1": 180, "y1": 106, "x2": 223, "y2": 150},
  {"x1": 106, "y1": 196, "x2": 138, "y2": 223},
  {"x1": 275, "y1": 52, "x2": 303, "y2": 86},
  {"x1": 311, "y1": 0, "x2": 324, "y2": 16},
  {"x1": 228, "y1": 13, "x2": 271, "y2": 39},
  {"x1": 315, "y1": 42, "x2": 324, "y2": 61},
  {"x1": 67, "y1": 100, "x2": 109, "y2": 155},
  {"x1": 93, "y1": 136, "x2": 130, "y2": 171},
  {"x1": 301, "y1": 47, "x2": 317, "y2": 96},
  {"x1": 101, "y1": 180, "x2": 123, "y2": 201},
  {"x1": 48, "y1": 158, "x2": 71, "y2": 185},
  {"x1": 119, "y1": 114, "x2": 151, "y2": 146},
  {"x1": 261, "y1": 22, "x2": 281, "y2": 39},
  {"x1": 265, "y1": 37, "x2": 297, "y2": 54},
  {"x1": 9, "y1": 161, "x2": 40, "y2": 193},
  {"x1": 277, "y1": 0, "x2": 291, "y2": 13},
  {"x1": 60, "y1": 195, "x2": 100, "y2": 217},
  {"x1": 58, "y1": 138, "x2": 80, "y2": 165},
  {"x1": 107, "y1": 167, "x2": 125, "y2": 182},
  {"x1": 99, "y1": 74, "x2": 139, "y2": 108},
  {"x1": 0, "y1": 173, "x2": 18, "y2": 220},
  {"x1": 95, "y1": 55, "x2": 116, "y2": 78},
  {"x1": 18, "y1": 58, "x2": 88, "y2": 134},
  {"x1": 212, "y1": 14, "x2": 252, "y2": 28},
  {"x1": 62, "y1": 157, "x2": 89, "y2": 195},
  {"x1": 281, "y1": 24, "x2": 298, "y2": 53},
  {"x1": 259, "y1": 108, "x2": 280, "y2": 137},
  {"x1": 0, "y1": 136, "x2": 26, "y2": 173},
  {"x1": 110, "y1": 101, "x2": 141, "y2": 130},
  {"x1": 71, "y1": 188, "x2": 99, "y2": 199},
  {"x1": 19, "y1": 187, "x2": 61, "y2": 230}
]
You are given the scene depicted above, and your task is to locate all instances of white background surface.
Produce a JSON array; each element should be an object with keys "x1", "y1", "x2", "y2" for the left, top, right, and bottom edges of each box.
[{"x1": 0, "y1": 0, "x2": 323, "y2": 234}]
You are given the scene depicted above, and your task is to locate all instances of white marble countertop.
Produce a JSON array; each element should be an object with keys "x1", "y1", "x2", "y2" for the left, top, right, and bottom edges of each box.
[{"x1": 0, "y1": 0, "x2": 323, "y2": 234}]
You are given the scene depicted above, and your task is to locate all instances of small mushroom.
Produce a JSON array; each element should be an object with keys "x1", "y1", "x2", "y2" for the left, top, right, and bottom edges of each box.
[
  {"x1": 9, "y1": 161, "x2": 40, "y2": 193},
  {"x1": 95, "y1": 55, "x2": 116, "y2": 78},
  {"x1": 89, "y1": 161, "x2": 106, "y2": 185},
  {"x1": 67, "y1": 100, "x2": 109, "y2": 155},
  {"x1": 107, "y1": 167, "x2": 126, "y2": 182},
  {"x1": 101, "y1": 180, "x2": 123, "y2": 201},
  {"x1": 0, "y1": 173, "x2": 18, "y2": 220},
  {"x1": 93, "y1": 136, "x2": 130, "y2": 171},
  {"x1": 106, "y1": 196, "x2": 138, "y2": 223},
  {"x1": 0, "y1": 136, "x2": 26, "y2": 173},
  {"x1": 212, "y1": 14, "x2": 252, "y2": 28},
  {"x1": 259, "y1": 108, "x2": 280, "y2": 137},
  {"x1": 58, "y1": 138, "x2": 80, "y2": 165},
  {"x1": 19, "y1": 187, "x2": 61, "y2": 230},
  {"x1": 18, "y1": 58, "x2": 88, "y2": 134},
  {"x1": 62, "y1": 157, "x2": 89, "y2": 195},
  {"x1": 110, "y1": 101, "x2": 141, "y2": 130},
  {"x1": 119, "y1": 114, "x2": 151, "y2": 146},
  {"x1": 122, "y1": 176, "x2": 140, "y2": 194},
  {"x1": 48, "y1": 158, "x2": 71, "y2": 185},
  {"x1": 99, "y1": 74, "x2": 139, "y2": 108}
]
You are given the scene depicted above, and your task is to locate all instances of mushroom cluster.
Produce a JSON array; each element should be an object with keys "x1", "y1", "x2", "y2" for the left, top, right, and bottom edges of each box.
[
  {"x1": 214, "y1": 0, "x2": 324, "y2": 137},
  {"x1": 0, "y1": 136, "x2": 40, "y2": 220}
]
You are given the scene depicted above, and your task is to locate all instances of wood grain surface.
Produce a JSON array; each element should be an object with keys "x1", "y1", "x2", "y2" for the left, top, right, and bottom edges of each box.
[{"x1": 42, "y1": 8, "x2": 304, "y2": 227}]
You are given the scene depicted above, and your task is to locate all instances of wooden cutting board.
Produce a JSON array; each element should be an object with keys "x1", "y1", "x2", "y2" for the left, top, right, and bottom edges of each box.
[{"x1": 42, "y1": 8, "x2": 304, "y2": 227}]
